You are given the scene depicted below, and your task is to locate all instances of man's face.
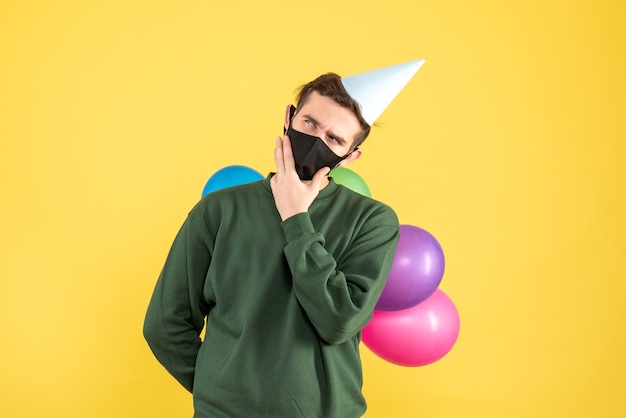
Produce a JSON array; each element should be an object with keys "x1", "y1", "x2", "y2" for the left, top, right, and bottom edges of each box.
[{"x1": 289, "y1": 91, "x2": 362, "y2": 157}]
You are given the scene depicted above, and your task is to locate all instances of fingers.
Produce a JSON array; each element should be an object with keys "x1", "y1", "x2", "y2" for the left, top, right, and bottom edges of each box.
[
  {"x1": 274, "y1": 136, "x2": 284, "y2": 175},
  {"x1": 275, "y1": 135, "x2": 297, "y2": 178},
  {"x1": 281, "y1": 135, "x2": 296, "y2": 173}
]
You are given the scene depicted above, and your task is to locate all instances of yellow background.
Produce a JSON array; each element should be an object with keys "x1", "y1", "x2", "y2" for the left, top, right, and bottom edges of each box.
[{"x1": 1, "y1": 1, "x2": 625, "y2": 417}]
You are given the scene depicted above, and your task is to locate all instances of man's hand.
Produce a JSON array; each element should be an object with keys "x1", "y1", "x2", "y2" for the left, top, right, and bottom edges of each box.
[{"x1": 270, "y1": 135, "x2": 330, "y2": 221}]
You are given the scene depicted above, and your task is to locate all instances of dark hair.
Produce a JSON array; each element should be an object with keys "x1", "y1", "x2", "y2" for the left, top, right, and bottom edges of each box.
[{"x1": 295, "y1": 73, "x2": 371, "y2": 148}]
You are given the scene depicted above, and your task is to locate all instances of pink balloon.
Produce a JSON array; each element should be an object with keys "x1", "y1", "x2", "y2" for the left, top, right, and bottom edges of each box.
[
  {"x1": 362, "y1": 289, "x2": 460, "y2": 367},
  {"x1": 376, "y1": 225, "x2": 445, "y2": 311}
]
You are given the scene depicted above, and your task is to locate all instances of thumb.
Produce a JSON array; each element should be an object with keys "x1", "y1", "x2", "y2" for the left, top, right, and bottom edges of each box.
[{"x1": 311, "y1": 166, "x2": 331, "y2": 187}]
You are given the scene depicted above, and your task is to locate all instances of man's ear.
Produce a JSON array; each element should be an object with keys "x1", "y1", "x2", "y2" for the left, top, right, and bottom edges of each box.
[
  {"x1": 339, "y1": 148, "x2": 362, "y2": 166},
  {"x1": 284, "y1": 104, "x2": 296, "y2": 132}
]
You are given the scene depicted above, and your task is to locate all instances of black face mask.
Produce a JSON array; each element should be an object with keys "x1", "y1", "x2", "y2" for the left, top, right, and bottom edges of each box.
[
  {"x1": 286, "y1": 126, "x2": 347, "y2": 180},
  {"x1": 285, "y1": 106, "x2": 351, "y2": 180}
]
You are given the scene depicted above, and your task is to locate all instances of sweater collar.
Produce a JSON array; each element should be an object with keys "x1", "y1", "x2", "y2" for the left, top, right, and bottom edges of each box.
[{"x1": 263, "y1": 173, "x2": 340, "y2": 200}]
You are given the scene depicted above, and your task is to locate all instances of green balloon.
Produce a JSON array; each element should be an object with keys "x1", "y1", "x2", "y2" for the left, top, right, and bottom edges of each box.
[{"x1": 329, "y1": 167, "x2": 371, "y2": 197}]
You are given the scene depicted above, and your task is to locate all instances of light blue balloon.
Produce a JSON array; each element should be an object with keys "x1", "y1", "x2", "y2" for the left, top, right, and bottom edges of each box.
[{"x1": 201, "y1": 165, "x2": 264, "y2": 197}]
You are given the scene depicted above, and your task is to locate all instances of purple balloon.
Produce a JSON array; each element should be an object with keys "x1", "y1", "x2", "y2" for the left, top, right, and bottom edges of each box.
[{"x1": 376, "y1": 224, "x2": 445, "y2": 311}]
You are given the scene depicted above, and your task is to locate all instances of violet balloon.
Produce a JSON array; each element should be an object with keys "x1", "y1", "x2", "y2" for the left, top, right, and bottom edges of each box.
[
  {"x1": 376, "y1": 224, "x2": 445, "y2": 311},
  {"x1": 362, "y1": 289, "x2": 460, "y2": 367}
]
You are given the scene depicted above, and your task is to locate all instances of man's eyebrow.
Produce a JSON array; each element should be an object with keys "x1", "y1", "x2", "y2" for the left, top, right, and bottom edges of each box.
[{"x1": 302, "y1": 113, "x2": 348, "y2": 145}]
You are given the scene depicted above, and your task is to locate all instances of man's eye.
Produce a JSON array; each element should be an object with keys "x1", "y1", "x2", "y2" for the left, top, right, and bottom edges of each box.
[{"x1": 304, "y1": 119, "x2": 313, "y2": 125}]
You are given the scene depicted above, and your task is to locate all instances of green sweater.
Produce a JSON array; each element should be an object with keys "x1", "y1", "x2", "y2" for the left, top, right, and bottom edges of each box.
[{"x1": 144, "y1": 174, "x2": 399, "y2": 417}]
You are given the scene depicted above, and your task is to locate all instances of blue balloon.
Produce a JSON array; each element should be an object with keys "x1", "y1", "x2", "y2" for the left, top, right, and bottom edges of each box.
[{"x1": 201, "y1": 165, "x2": 264, "y2": 197}]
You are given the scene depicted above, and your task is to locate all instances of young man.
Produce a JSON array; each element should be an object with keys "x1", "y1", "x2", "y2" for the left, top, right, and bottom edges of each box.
[{"x1": 144, "y1": 61, "x2": 423, "y2": 417}]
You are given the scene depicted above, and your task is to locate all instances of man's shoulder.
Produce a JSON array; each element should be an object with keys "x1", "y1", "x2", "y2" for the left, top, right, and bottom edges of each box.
[
  {"x1": 333, "y1": 185, "x2": 399, "y2": 226},
  {"x1": 188, "y1": 179, "x2": 268, "y2": 220}
]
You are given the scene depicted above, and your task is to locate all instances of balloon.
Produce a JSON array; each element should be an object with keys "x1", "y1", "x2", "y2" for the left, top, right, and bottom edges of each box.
[
  {"x1": 202, "y1": 165, "x2": 264, "y2": 197},
  {"x1": 376, "y1": 224, "x2": 445, "y2": 311},
  {"x1": 329, "y1": 167, "x2": 371, "y2": 197},
  {"x1": 362, "y1": 289, "x2": 460, "y2": 367}
]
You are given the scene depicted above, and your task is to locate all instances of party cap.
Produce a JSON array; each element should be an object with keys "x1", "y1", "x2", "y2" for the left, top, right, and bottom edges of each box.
[{"x1": 341, "y1": 59, "x2": 425, "y2": 125}]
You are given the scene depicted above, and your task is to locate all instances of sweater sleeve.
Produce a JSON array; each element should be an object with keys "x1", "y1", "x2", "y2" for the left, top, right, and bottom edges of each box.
[
  {"x1": 281, "y1": 210, "x2": 399, "y2": 345},
  {"x1": 143, "y1": 217, "x2": 212, "y2": 392}
]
